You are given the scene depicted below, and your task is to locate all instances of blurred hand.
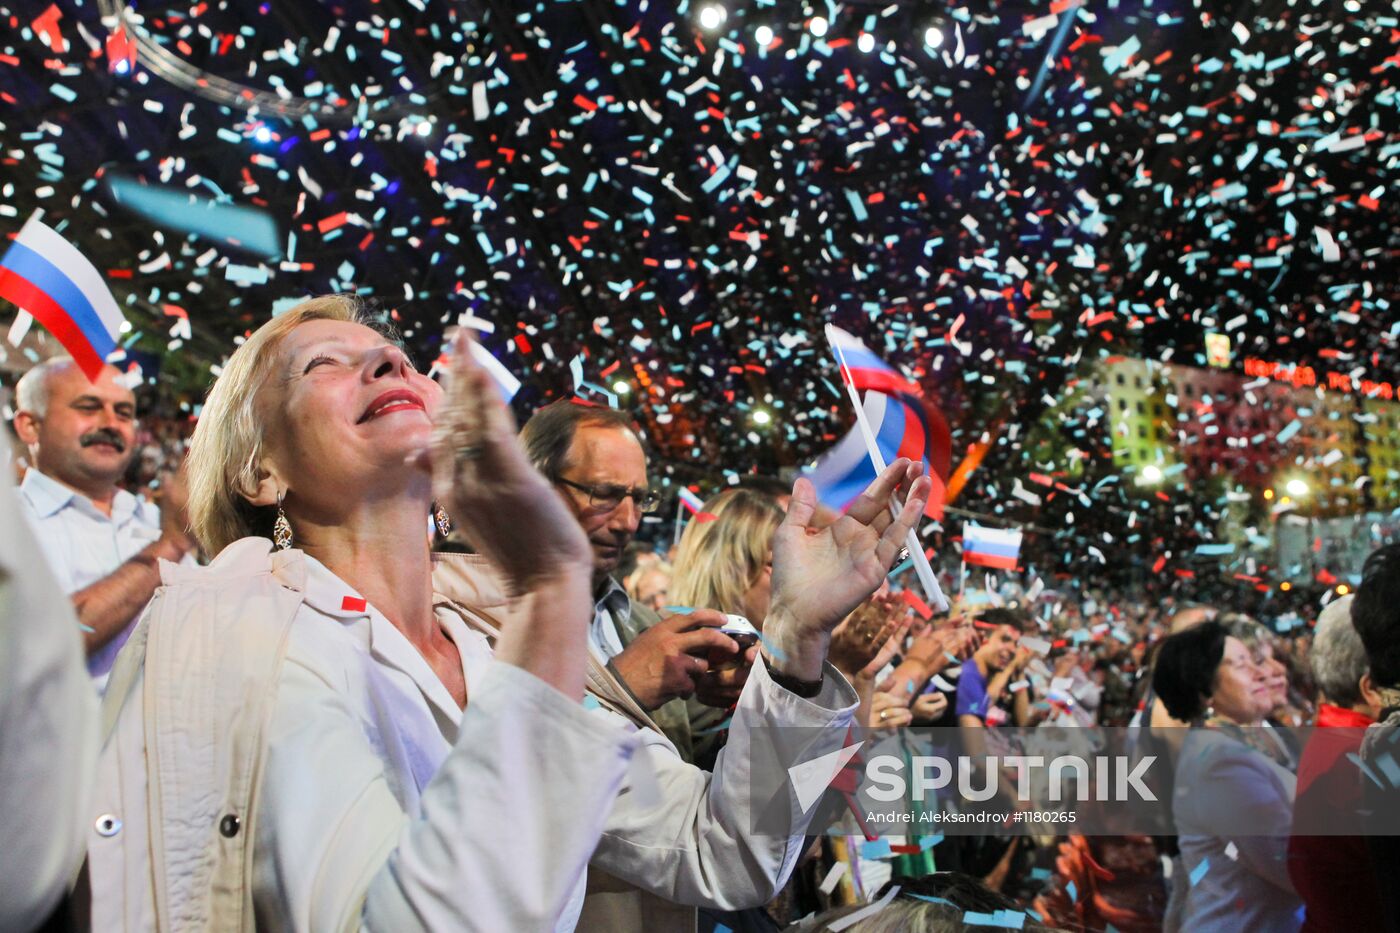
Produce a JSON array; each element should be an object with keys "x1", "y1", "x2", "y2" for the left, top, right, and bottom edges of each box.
[
  {"x1": 694, "y1": 643, "x2": 759, "y2": 708},
  {"x1": 1052, "y1": 652, "x2": 1079, "y2": 679},
  {"x1": 869, "y1": 692, "x2": 913, "y2": 731},
  {"x1": 911, "y1": 691, "x2": 949, "y2": 723},
  {"x1": 415, "y1": 329, "x2": 590, "y2": 595},
  {"x1": 154, "y1": 460, "x2": 195, "y2": 550},
  {"x1": 829, "y1": 595, "x2": 910, "y2": 681},
  {"x1": 610, "y1": 610, "x2": 738, "y2": 710},
  {"x1": 764, "y1": 461, "x2": 931, "y2": 681}
]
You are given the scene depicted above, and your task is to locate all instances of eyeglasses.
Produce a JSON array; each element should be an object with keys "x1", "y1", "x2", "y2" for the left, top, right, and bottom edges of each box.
[{"x1": 556, "y1": 477, "x2": 662, "y2": 513}]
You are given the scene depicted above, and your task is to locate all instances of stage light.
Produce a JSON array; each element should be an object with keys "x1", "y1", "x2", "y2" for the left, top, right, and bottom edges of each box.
[
  {"x1": 1336, "y1": 584, "x2": 1351, "y2": 596},
  {"x1": 1140, "y1": 464, "x2": 1163, "y2": 485},
  {"x1": 612, "y1": 380, "x2": 631, "y2": 395},
  {"x1": 698, "y1": 4, "x2": 726, "y2": 30},
  {"x1": 1280, "y1": 581, "x2": 1292, "y2": 592},
  {"x1": 925, "y1": 26, "x2": 944, "y2": 49},
  {"x1": 1263, "y1": 488, "x2": 1275, "y2": 500},
  {"x1": 752, "y1": 409, "x2": 772, "y2": 425},
  {"x1": 114, "y1": 59, "x2": 130, "y2": 75},
  {"x1": 1285, "y1": 478, "x2": 1310, "y2": 498},
  {"x1": 857, "y1": 32, "x2": 875, "y2": 53},
  {"x1": 809, "y1": 16, "x2": 829, "y2": 38},
  {"x1": 754, "y1": 24, "x2": 773, "y2": 46},
  {"x1": 253, "y1": 126, "x2": 273, "y2": 144},
  {"x1": 416, "y1": 120, "x2": 434, "y2": 137}
]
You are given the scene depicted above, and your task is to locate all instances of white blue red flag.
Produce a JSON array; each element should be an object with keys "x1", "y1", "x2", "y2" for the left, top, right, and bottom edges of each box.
[
  {"x1": 806, "y1": 327, "x2": 952, "y2": 517},
  {"x1": 677, "y1": 486, "x2": 716, "y2": 522},
  {"x1": 467, "y1": 340, "x2": 520, "y2": 402},
  {"x1": 0, "y1": 214, "x2": 125, "y2": 381},
  {"x1": 962, "y1": 524, "x2": 1023, "y2": 570}
]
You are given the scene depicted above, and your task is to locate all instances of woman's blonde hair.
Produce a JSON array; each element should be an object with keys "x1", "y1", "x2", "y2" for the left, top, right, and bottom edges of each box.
[
  {"x1": 668, "y1": 488, "x2": 783, "y2": 619},
  {"x1": 187, "y1": 295, "x2": 369, "y2": 555}
]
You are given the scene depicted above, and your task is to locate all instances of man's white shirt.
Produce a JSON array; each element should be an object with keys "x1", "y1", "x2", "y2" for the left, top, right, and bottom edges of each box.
[{"x1": 16, "y1": 467, "x2": 165, "y2": 687}]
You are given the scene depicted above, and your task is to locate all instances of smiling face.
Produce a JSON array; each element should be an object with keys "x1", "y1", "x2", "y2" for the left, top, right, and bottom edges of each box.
[
  {"x1": 975, "y1": 624, "x2": 1020, "y2": 672},
  {"x1": 253, "y1": 319, "x2": 441, "y2": 513},
  {"x1": 1209, "y1": 636, "x2": 1275, "y2": 725},
  {"x1": 15, "y1": 361, "x2": 137, "y2": 501},
  {"x1": 1251, "y1": 641, "x2": 1290, "y2": 711}
]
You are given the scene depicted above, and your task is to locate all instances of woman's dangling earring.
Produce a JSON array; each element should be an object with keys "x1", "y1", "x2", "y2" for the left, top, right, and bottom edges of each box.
[
  {"x1": 434, "y1": 503, "x2": 453, "y2": 538},
  {"x1": 273, "y1": 491, "x2": 293, "y2": 550}
]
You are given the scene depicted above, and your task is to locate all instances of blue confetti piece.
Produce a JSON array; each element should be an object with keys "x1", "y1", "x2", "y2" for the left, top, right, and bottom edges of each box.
[
  {"x1": 861, "y1": 838, "x2": 892, "y2": 860},
  {"x1": 908, "y1": 894, "x2": 954, "y2": 906},
  {"x1": 757, "y1": 632, "x2": 788, "y2": 663},
  {"x1": 1190, "y1": 858, "x2": 1210, "y2": 887},
  {"x1": 582, "y1": 695, "x2": 601, "y2": 711},
  {"x1": 1066, "y1": 881, "x2": 1077, "y2": 902},
  {"x1": 918, "y1": 833, "x2": 943, "y2": 850},
  {"x1": 1102, "y1": 35, "x2": 1141, "y2": 74},
  {"x1": 1374, "y1": 751, "x2": 1400, "y2": 788},
  {"x1": 845, "y1": 189, "x2": 869, "y2": 222}
]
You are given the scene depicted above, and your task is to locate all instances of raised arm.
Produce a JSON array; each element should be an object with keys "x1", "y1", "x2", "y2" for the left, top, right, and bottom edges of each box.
[
  {"x1": 421, "y1": 328, "x2": 596, "y2": 699},
  {"x1": 586, "y1": 462, "x2": 932, "y2": 911}
]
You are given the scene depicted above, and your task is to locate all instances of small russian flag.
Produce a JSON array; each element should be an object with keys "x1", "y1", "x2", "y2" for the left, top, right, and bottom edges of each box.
[
  {"x1": 807, "y1": 328, "x2": 952, "y2": 518},
  {"x1": 678, "y1": 487, "x2": 717, "y2": 523},
  {"x1": 468, "y1": 340, "x2": 520, "y2": 402},
  {"x1": 962, "y1": 524, "x2": 1022, "y2": 571},
  {"x1": 427, "y1": 337, "x2": 521, "y2": 402},
  {"x1": 0, "y1": 214, "x2": 125, "y2": 381}
]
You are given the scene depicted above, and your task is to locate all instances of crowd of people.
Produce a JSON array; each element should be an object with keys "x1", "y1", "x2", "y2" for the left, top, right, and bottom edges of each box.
[{"x1": 2, "y1": 294, "x2": 1398, "y2": 933}]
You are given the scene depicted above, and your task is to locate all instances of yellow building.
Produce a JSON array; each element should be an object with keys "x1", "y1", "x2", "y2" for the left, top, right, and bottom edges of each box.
[{"x1": 1363, "y1": 397, "x2": 1400, "y2": 509}]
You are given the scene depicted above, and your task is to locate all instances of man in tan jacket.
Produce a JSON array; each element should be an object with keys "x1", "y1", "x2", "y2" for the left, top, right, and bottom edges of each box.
[{"x1": 518, "y1": 401, "x2": 756, "y2": 760}]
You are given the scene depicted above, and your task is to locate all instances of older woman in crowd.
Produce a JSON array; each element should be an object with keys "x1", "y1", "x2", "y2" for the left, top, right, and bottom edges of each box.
[
  {"x1": 1220, "y1": 614, "x2": 1304, "y2": 766},
  {"x1": 1152, "y1": 620, "x2": 1300, "y2": 933},
  {"x1": 1286, "y1": 595, "x2": 1383, "y2": 933},
  {"x1": 87, "y1": 296, "x2": 930, "y2": 932}
]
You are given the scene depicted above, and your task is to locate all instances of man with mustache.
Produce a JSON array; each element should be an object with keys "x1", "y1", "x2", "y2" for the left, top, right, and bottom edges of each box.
[
  {"x1": 517, "y1": 400, "x2": 751, "y2": 758},
  {"x1": 11, "y1": 358, "x2": 196, "y2": 689}
]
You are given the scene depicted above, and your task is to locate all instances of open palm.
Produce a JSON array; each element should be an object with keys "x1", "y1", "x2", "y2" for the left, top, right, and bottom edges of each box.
[{"x1": 769, "y1": 460, "x2": 931, "y2": 637}]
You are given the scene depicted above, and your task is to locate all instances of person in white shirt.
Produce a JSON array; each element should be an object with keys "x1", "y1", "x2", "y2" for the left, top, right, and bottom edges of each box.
[
  {"x1": 11, "y1": 358, "x2": 197, "y2": 685},
  {"x1": 0, "y1": 431, "x2": 99, "y2": 932}
]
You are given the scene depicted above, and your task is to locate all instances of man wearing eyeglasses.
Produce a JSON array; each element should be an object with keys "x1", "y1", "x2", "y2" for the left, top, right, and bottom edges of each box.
[{"x1": 517, "y1": 399, "x2": 747, "y2": 751}]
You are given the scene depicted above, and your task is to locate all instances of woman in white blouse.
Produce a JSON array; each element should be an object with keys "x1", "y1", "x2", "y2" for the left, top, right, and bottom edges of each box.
[{"x1": 87, "y1": 295, "x2": 930, "y2": 932}]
